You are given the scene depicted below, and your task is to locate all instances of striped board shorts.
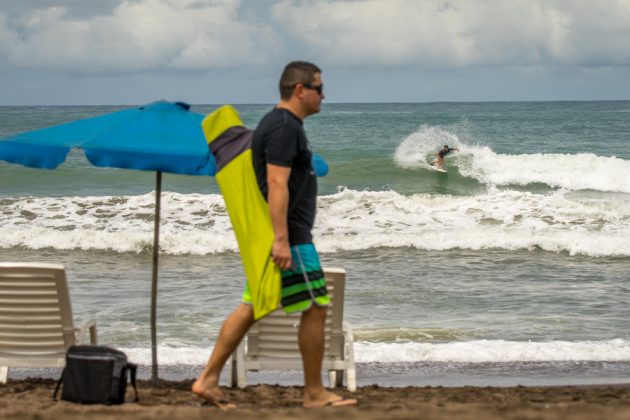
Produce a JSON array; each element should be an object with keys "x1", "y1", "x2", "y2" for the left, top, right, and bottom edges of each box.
[{"x1": 242, "y1": 243, "x2": 330, "y2": 314}]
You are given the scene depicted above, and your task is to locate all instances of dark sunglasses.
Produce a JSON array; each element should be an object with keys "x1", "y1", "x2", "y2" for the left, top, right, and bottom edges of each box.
[{"x1": 301, "y1": 83, "x2": 324, "y2": 95}]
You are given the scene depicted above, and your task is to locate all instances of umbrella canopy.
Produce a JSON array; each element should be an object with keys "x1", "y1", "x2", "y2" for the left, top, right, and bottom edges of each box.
[
  {"x1": 0, "y1": 101, "x2": 215, "y2": 384},
  {"x1": 0, "y1": 100, "x2": 215, "y2": 175}
]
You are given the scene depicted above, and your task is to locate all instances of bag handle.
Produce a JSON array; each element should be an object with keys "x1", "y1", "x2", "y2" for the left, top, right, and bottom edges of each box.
[
  {"x1": 127, "y1": 363, "x2": 139, "y2": 402},
  {"x1": 52, "y1": 368, "x2": 65, "y2": 401}
]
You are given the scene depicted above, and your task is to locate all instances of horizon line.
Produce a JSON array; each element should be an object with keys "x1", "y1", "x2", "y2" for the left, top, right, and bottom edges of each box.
[{"x1": 1, "y1": 99, "x2": 630, "y2": 107}]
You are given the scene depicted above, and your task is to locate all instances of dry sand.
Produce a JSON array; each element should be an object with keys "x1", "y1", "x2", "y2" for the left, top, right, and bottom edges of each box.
[{"x1": 2, "y1": 379, "x2": 630, "y2": 419}]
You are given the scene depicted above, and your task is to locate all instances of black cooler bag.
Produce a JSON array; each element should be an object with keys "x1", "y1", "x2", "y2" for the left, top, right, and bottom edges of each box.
[{"x1": 53, "y1": 345, "x2": 138, "y2": 405}]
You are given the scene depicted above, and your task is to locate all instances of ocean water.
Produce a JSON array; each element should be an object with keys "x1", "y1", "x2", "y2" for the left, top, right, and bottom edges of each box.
[{"x1": 1, "y1": 102, "x2": 630, "y2": 386}]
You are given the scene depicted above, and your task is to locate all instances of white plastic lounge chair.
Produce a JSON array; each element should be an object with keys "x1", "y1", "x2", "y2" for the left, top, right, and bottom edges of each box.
[
  {"x1": 228, "y1": 267, "x2": 356, "y2": 391},
  {"x1": 0, "y1": 263, "x2": 97, "y2": 383}
]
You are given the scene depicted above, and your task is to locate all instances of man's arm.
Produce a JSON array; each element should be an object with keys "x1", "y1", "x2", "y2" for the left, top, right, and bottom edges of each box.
[{"x1": 267, "y1": 163, "x2": 292, "y2": 270}]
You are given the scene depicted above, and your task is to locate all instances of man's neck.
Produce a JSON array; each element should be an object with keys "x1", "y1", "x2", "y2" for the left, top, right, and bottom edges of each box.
[{"x1": 276, "y1": 100, "x2": 305, "y2": 121}]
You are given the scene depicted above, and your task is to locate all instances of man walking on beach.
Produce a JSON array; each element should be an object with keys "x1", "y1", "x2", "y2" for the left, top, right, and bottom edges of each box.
[{"x1": 193, "y1": 61, "x2": 357, "y2": 410}]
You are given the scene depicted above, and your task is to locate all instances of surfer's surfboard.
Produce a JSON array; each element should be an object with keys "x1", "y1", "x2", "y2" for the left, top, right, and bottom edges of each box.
[{"x1": 428, "y1": 163, "x2": 447, "y2": 173}]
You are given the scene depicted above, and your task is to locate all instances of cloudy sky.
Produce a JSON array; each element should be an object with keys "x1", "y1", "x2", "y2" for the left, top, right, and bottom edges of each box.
[{"x1": 1, "y1": 0, "x2": 630, "y2": 105}]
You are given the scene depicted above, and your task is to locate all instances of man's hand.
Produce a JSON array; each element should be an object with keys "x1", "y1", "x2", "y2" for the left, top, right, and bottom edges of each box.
[{"x1": 272, "y1": 237, "x2": 292, "y2": 270}]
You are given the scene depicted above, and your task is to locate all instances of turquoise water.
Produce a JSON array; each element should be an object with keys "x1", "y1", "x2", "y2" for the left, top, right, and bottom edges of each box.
[
  {"x1": 4, "y1": 102, "x2": 629, "y2": 197},
  {"x1": 1, "y1": 102, "x2": 630, "y2": 385}
]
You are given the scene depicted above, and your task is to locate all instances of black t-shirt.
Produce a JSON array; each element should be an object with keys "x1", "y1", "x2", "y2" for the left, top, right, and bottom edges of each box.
[
  {"x1": 439, "y1": 147, "x2": 455, "y2": 158},
  {"x1": 252, "y1": 108, "x2": 317, "y2": 245}
]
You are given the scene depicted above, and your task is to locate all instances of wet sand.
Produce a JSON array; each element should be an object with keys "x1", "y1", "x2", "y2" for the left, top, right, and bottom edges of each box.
[{"x1": 2, "y1": 379, "x2": 630, "y2": 419}]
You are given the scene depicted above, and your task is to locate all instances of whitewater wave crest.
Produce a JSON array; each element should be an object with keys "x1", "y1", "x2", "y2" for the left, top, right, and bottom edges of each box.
[
  {"x1": 1, "y1": 189, "x2": 629, "y2": 256},
  {"x1": 394, "y1": 125, "x2": 630, "y2": 193},
  {"x1": 122, "y1": 339, "x2": 630, "y2": 365}
]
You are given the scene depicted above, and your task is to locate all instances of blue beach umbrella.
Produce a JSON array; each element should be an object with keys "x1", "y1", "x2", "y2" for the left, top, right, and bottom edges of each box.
[{"x1": 0, "y1": 101, "x2": 215, "y2": 384}]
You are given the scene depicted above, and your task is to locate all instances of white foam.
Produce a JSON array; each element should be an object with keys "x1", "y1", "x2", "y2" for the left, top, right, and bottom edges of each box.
[
  {"x1": 314, "y1": 188, "x2": 630, "y2": 257},
  {"x1": 1, "y1": 188, "x2": 630, "y2": 256},
  {"x1": 123, "y1": 346, "x2": 210, "y2": 366},
  {"x1": 354, "y1": 339, "x2": 630, "y2": 363},
  {"x1": 462, "y1": 149, "x2": 630, "y2": 194},
  {"x1": 394, "y1": 125, "x2": 630, "y2": 193},
  {"x1": 394, "y1": 124, "x2": 460, "y2": 168},
  {"x1": 0, "y1": 193, "x2": 237, "y2": 254},
  {"x1": 120, "y1": 339, "x2": 630, "y2": 365}
]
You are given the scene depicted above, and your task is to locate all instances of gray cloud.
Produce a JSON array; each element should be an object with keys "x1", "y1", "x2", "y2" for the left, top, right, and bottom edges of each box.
[
  {"x1": 0, "y1": 0, "x2": 629, "y2": 76},
  {"x1": 0, "y1": 0, "x2": 279, "y2": 74},
  {"x1": 271, "y1": 0, "x2": 630, "y2": 68},
  {"x1": 0, "y1": 0, "x2": 122, "y2": 19}
]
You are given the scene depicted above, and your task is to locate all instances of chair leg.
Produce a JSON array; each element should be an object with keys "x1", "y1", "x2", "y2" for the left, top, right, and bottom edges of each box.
[
  {"x1": 328, "y1": 370, "x2": 337, "y2": 388},
  {"x1": 235, "y1": 341, "x2": 247, "y2": 388},
  {"x1": 346, "y1": 366, "x2": 357, "y2": 392},
  {"x1": 335, "y1": 370, "x2": 344, "y2": 387},
  {"x1": 344, "y1": 324, "x2": 357, "y2": 392},
  {"x1": 0, "y1": 366, "x2": 8, "y2": 384},
  {"x1": 227, "y1": 355, "x2": 236, "y2": 388}
]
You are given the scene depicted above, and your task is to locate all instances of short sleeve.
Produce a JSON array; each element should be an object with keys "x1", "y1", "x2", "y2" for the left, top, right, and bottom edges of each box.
[{"x1": 264, "y1": 122, "x2": 298, "y2": 167}]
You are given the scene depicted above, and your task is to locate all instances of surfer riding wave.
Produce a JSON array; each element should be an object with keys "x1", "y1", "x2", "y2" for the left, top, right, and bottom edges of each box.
[{"x1": 431, "y1": 144, "x2": 459, "y2": 169}]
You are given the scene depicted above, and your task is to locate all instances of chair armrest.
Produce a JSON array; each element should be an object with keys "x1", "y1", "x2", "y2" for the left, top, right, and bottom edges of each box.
[
  {"x1": 342, "y1": 321, "x2": 355, "y2": 357},
  {"x1": 75, "y1": 319, "x2": 98, "y2": 345}
]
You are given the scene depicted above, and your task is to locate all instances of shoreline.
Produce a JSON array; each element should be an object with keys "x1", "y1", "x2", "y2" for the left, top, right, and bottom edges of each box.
[
  {"x1": 8, "y1": 360, "x2": 630, "y2": 388},
  {"x1": 1, "y1": 379, "x2": 630, "y2": 419}
]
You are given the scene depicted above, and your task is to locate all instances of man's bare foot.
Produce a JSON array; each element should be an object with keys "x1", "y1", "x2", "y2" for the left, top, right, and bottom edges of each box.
[
  {"x1": 303, "y1": 390, "x2": 358, "y2": 409},
  {"x1": 192, "y1": 379, "x2": 237, "y2": 411}
]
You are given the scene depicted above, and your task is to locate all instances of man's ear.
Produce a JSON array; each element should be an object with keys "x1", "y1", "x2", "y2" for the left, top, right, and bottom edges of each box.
[{"x1": 293, "y1": 84, "x2": 306, "y2": 100}]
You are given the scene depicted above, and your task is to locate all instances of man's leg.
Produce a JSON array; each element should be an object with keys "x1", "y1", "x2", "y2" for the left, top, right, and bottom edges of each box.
[
  {"x1": 432, "y1": 153, "x2": 441, "y2": 167},
  {"x1": 192, "y1": 303, "x2": 255, "y2": 408},
  {"x1": 299, "y1": 305, "x2": 357, "y2": 408},
  {"x1": 300, "y1": 305, "x2": 327, "y2": 396}
]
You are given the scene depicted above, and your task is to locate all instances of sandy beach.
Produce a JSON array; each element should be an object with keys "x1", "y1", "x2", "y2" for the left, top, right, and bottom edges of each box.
[{"x1": 1, "y1": 379, "x2": 630, "y2": 419}]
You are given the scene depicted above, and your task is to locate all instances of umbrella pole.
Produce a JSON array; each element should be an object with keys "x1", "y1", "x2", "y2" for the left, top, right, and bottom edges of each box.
[{"x1": 151, "y1": 171, "x2": 162, "y2": 385}]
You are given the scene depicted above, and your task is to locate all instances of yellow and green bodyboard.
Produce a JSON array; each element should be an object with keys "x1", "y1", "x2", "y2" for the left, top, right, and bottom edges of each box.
[{"x1": 202, "y1": 105, "x2": 280, "y2": 319}]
